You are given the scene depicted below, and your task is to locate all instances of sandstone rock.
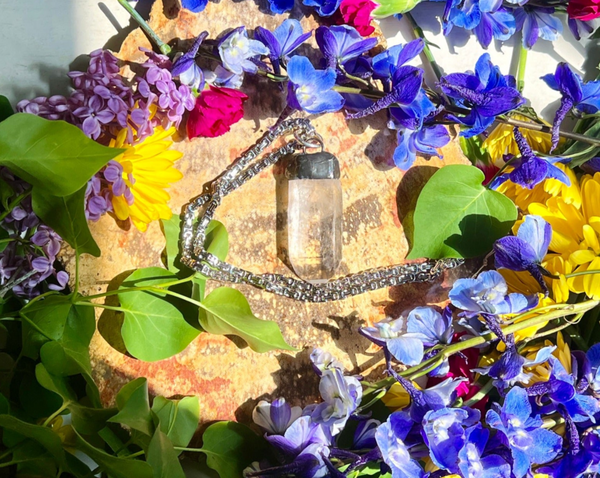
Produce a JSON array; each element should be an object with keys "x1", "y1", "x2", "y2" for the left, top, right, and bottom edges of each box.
[{"x1": 71, "y1": 0, "x2": 471, "y2": 423}]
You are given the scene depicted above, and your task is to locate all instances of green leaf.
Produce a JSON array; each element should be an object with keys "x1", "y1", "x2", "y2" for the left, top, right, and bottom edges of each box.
[
  {"x1": 35, "y1": 364, "x2": 116, "y2": 435},
  {"x1": 32, "y1": 186, "x2": 100, "y2": 257},
  {"x1": 108, "y1": 377, "x2": 154, "y2": 436},
  {"x1": 0, "y1": 95, "x2": 13, "y2": 123},
  {"x1": 151, "y1": 396, "x2": 199, "y2": 448},
  {"x1": 118, "y1": 268, "x2": 200, "y2": 361},
  {"x1": 372, "y1": 0, "x2": 421, "y2": 17},
  {"x1": 0, "y1": 113, "x2": 122, "y2": 196},
  {"x1": 460, "y1": 136, "x2": 491, "y2": 166},
  {"x1": 0, "y1": 176, "x2": 15, "y2": 210},
  {"x1": 407, "y1": 165, "x2": 517, "y2": 259},
  {"x1": 147, "y1": 427, "x2": 186, "y2": 478},
  {"x1": 563, "y1": 121, "x2": 600, "y2": 167},
  {"x1": 204, "y1": 220, "x2": 229, "y2": 262},
  {"x1": 201, "y1": 287, "x2": 295, "y2": 353},
  {"x1": 74, "y1": 430, "x2": 154, "y2": 478},
  {"x1": 201, "y1": 421, "x2": 265, "y2": 478},
  {"x1": 0, "y1": 414, "x2": 71, "y2": 471}
]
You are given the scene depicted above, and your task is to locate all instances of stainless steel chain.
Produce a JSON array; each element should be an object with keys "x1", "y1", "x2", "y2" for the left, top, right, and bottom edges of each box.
[{"x1": 180, "y1": 118, "x2": 463, "y2": 302}]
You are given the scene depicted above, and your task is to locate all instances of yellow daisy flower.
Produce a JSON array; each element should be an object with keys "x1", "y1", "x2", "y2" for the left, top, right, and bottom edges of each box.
[
  {"x1": 382, "y1": 381, "x2": 412, "y2": 411},
  {"x1": 109, "y1": 127, "x2": 183, "y2": 232},
  {"x1": 483, "y1": 114, "x2": 552, "y2": 165},
  {"x1": 521, "y1": 332, "x2": 571, "y2": 384}
]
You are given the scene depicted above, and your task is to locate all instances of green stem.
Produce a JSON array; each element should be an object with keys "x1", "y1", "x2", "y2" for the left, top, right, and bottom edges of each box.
[
  {"x1": 463, "y1": 379, "x2": 494, "y2": 407},
  {"x1": 566, "y1": 269, "x2": 600, "y2": 279},
  {"x1": 26, "y1": 290, "x2": 60, "y2": 306},
  {"x1": 0, "y1": 190, "x2": 31, "y2": 223},
  {"x1": 116, "y1": 0, "x2": 171, "y2": 55},
  {"x1": 517, "y1": 45, "x2": 528, "y2": 93},
  {"x1": 76, "y1": 302, "x2": 125, "y2": 313},
  {"x1": 405, "y1": 12, "x2": 444, "y2": 82},
  {"x1": 498, "y1": 116, "x2": 600, "y2": 147},
  {"x1": 73, "y1": 252, "x2": 80, "y2": 298},
  {"x1": 121, "y1": 450, "x2": 145, "y2": 459},
  {"x1": 42, "y1": 402, "x2": 70, "y2": 427},
  {"x1": 174, "y1": 446, "x2": 215, "y2": 455},
  {"x1": 78, "y1": 275, "x2": 195, "y2": 301}
]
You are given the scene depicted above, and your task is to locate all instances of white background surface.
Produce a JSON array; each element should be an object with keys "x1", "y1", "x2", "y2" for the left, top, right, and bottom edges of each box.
[{"x1": 0, "y1": 1, "x2": 596, "y2": 119}]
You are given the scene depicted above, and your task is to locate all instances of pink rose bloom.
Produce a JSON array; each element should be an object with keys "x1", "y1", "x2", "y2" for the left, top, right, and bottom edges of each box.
[
  {"x1": 568, "y1": 0, "x2": 600, "y2": 21},
  {"x1": 335, "y1": 0, "x2": 377, "y2": 36},
  {"x1": 187, "y1": 86, "x2": 248, "y2": 139}
]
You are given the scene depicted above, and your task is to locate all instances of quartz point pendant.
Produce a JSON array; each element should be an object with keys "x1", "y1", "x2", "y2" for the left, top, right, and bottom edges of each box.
[{"x1": 286, "y1": 152, "x2": 342, "y2": 284}]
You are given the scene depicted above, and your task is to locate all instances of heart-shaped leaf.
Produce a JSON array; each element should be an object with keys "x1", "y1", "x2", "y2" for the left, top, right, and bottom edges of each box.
[
  {"x1": 118, "y1": 268, "x2": 200, "y2": 361},
  {"x1": 32, "y1": 186, "x2": 100, "y2": 257},
  {"x1": 151, "y1": 396, "x2": 199, "y2": 448},
  {"x1": 108, "y1": 377, "x2": 154, "y2": 436},
  {"x1": 201, "y1": 287, "x2": 296, "y2": 353},
  {"x1": 407, "y1": 165, "x2": 517, "y2": 259},
  {"x1": 0, "y1": 114, "x2": 122, "y2": 196},
  {"x1": 147, "y1": 427, "x2": 186, "y2": 478}
]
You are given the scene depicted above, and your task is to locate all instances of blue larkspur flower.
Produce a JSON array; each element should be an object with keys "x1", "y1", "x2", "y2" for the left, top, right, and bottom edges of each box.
[
  {"x1": 315, "y1": 25, "x2": 377, "y2": 71},
  {"x1": 542, "y1": 62, "x2": 600, "y2": 150},
  {"x1": 515, "y1": 6, "x2": 563, "y2": 49},
  {"x1": 458, "y1": 423, "x2": 511, "y2": 478},
  {"x1": 486, "y1": 386, "x2": 563, "y2": 478},
  {"x1": 439, "y1": 53, "x2": 524, "y2": 137},
  {"x1": 286, "y1": 56, "x2": 344, "y2": 114},
  {"x1": 171, "y1": 31, "x2": 208, "y2": 91},
  {"x1": 255, "y1": 20, "x2": 312, "y2": 74},
  {"x1": 489, "y1": 128, "x2": 570, "y2": 190},
  {"x1": 252, "y1": 397, "x2": 302, "y2": 435},
  {"x1": 494, "y1": 215, "x2": 552, "y2": 293},
  {"x1": 302, "y1": 0, "x2": 341, "y2": 17},
  {"x1": 372, "y1": 39, "x2": 424, "y2": 81},
  {"x1": 449, "y1": 270, "x2": 538, "y2": 318},
  {"x1": 181, "y1": 0, "x2": 208, "y2": 12},
  {"x1": 218, "y1": 27, "x2": 269, "y2": 76}
]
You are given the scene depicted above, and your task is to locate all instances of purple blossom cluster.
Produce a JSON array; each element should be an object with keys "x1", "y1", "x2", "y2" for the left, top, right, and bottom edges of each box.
[
  {"x1": 0, "y1": 168, "x2": 68, "y2": 299},
  {"x1": 84, "y1": 160, "x2": 133, "y2": 221},
  {"x1": 17, "y1": 48, "x2": 194, "y2": 144}
]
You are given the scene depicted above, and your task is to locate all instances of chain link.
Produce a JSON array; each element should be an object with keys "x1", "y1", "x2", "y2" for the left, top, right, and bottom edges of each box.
[{"x1": 180, "y1": 118, "x2": 463, "y2": 302}]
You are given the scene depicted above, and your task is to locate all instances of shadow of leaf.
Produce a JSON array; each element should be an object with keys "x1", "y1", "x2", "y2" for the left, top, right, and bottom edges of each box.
[{"x1": 445, "y1": 213, "x2": 514, "y2": 258}]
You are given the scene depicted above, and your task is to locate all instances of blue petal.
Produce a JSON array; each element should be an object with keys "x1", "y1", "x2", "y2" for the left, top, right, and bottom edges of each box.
[
  {"x1": 546, "y1": 162, "x2": 571, "y2": 185},
  {"x1": 523, "y1": 345, "x2": 556, "y2": 367},
  {"x1": 387, "y1": 336, "x2": 425, "y2": 366},
  {"x1": 494, "y1": 236, "x2": 538, "y2": 271},
  {"x1": 503, "y1": 386, "x2": 533, "y2": 423},
  {"x1": 503, "y1": 292, "x2": 539, "y2": 314},
  {"x1": 393, "y1": 129, "x2": 417, "y2": 170},
  {"x1": 407, "y1": 306, "x2": 445, "y2": 345},
  {"x1": 511, "y1": 448, "x2": 531, "y2": 478},
  {"x1": 181, "y1": 0, "x2": 209, "y2": 12},
  {"x1": 527, "y1": 428, "x2": 563, "y2": 465},
  {"x1": 517, "y1": 215, "x2": 552, "y2": 262},
  {"x1": 268, "y1": 0, "x2": 294, "y2": 14}
]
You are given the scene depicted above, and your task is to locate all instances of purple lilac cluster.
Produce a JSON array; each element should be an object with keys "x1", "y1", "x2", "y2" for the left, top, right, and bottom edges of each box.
[
  {"x1": 84, "y1": 160, "x2": 133, "y2": 221},
  {"x1": 0, "y1": 168, "x2": 68, "y2": 299},
  {"x1": 17, "y1": 48, "x2": 194, "y2": 144}
]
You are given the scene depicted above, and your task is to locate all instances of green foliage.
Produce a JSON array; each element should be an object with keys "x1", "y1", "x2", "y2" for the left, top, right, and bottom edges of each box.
[
  {"x1": 563, "y1": 121, "x2": 600, "y2": 167},
  {"x1": 32, "y1": 186, "x2": 101, "y2": 257},
  {"x1": 201, "y1": 421, "x2": 266, "y2": 477},
  {"x1": 147, "y1": 428, "x2": 187, "y2": 478},
  {"x1": 460, "y1": 135, "x2": 492, "y2": 166},
  {"x1": 407, "y1": 165, "x2": 517, "y2": 259},
  {"x1": 152, "y1": 396, "x2": 200, "y2": 448},
  {"x1": 118, "y1": 268, "x2": 201, "y2": 361},
  {"x1": 372, "y1": 0, "x2": 421, "y2": 17},
  {"x1": 108, "y1": 377, "x2": 154, "y2": 435},
  {"x1": 0, "y1": 95, "x2": 13, "y2": 122},
  {"x1": 201, "y1": 287, "x2": 296, "y2": 353},
  {"x1": 0, "y1": 113, "x2": 122, "y2": 196}
]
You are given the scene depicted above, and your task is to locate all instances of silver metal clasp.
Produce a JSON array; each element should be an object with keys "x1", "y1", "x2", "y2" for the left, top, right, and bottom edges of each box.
[{"x1": 294, "y1": 129, "x2": 325, "y2": 153}]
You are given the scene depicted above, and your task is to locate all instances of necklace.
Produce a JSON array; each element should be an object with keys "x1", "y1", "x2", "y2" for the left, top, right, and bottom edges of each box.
[{"x1": 180, "y1": 118, "x2": 462, "y2": 302}]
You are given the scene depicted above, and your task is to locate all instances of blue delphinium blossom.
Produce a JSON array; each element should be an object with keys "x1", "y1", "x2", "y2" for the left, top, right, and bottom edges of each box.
[
  {"x1": 359, "y1": 306, "x2": 452, "y2": 368},
  {"x1": 253, "y1": 397, "x2": 303, "y2": 435},
  {"x1": 218, "y1": 27, "x2": 269, "y2": 76},
  {"x1": 316, "y1": 25, "x2": 378, "y2": 71},
  {"x1": 372, "y1": 39, "x2": 425, "y2": 83},
  {"x1": 489, "y1": 128, "x2": 570, "y2": 190},
  {"x1": 255, "y1": 20, "x2": 312, "y2": 74},
  {"x1": 264, "y1": 0, "x2": 294, "y2": 14},
  {"x1": 542, "y1": 63, "x2": 600, "y2": 150},
  {"x1": 307, "y1": 367, "x2": 362, "y2": 435},
  {"x1": 265, "y1": 415, "x2": 330, "y2": 457},
  {"x1": 422, "y1": 407, "x2": 480, "y2": 473},
  {"x1": 352, "y1": 418, "x2": 380, "y2": 449},
  {"x1": 439, "y1": 53, "x2": 524, "y2": 137},
  {"x1": 539, "y1": 428, "x2": 600, "y2": 477},
  {"x1": 494, "y1": 215, "x2": 552, "y2": 294},
  {"x1": 515, "y1": 6, "x2": 563, "y2": 49},
  {"x1": 585, "y1": 342, "x2": 600, "y2": 394},
  {"x1": 310, "y1": 348, "x2": 344, "y2": 376},
  {"x1": 458, "y1": 423, "x2": 511, "y2": 478},
  {"x1": 181, "y1": 0, "x2": 208, "y2": 13},
  {"x1": 171, "y1": 31, "x2": 208, "y2": 91},
  {"x1": 449, "y1": 270, "x2": 538, "y2": 317},
  {"x1": 286, "y1": 56, "x2": 344, "y2": 114},
  {"x1": 486, "y1": 386, "x2": 563, "y2": 478},
  {"x1": 302, "y1": 0, "x2": 341, "y2": 17},
  {"x1": 375, "y1": 411, "x2": 425, "y2": 478}
]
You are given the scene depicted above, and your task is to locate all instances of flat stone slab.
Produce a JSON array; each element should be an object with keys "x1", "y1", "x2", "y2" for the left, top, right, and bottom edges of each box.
[{"x1": 67, "y1": 0, "x2": 470, "y2": 423}]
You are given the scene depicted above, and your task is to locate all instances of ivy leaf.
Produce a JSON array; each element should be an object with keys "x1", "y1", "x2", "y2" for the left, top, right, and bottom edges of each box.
[
  {"x1": 0, "y1": 113, "x2": 122, "y2": 196},
  {"x1": 32, "y1": 186, "x2": 100, "y2": 257},
  {"x1": 407, "y1": 165, "x2": 517, "y2": 259},
  {"x1": 108, "y1": 377, "x2": 154, "y2": 436},
  {"x1": 201, "y1": 421, "x2": 265, "y2": 478},
  {"x1": 118, "y1": 268, "x2": 200, "y2": 361},
  {"x1": 0, "y1": 95, "x2": 13, "y2": 122},
  {"x1": 151, "y1": 396, "x2": 199, "y2": 448},
  {"x1": 147, "y1": 427, "x2": 186, "y2": 478},
  {"x1": 0, "y1": 415, "x2": 71, "y2": 472},
  {"x1": 35, "y1": 364, "x2": 117, "y2": 435},
  {"x1": 372, "y1": 0, "x2": 421, "y2": 17},
  {"x1": 74, "y1": 430, "x2": 154, "y2": 478},
  {"x1": 201, "y1": 287, "x2": 296, "y2": 353}
]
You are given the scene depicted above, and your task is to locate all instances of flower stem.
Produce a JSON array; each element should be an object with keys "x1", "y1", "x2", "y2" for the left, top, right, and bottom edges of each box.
[
  {"x1": 498, "y1": 115, "x2": 600, "y2": 147},
  {"x1": 42, "y1": 402, "x2": 70, "y2": 427},
  {"x1": 463, "y1": 379, "x2": 494, "y2": 407},
  {"x1": 116, "y1": 0, "x2": 171, "y2": 55},
  {"x1": 405, "y1": 12, "x2": 444, "y2": 82},
  {"x1": 76, "y1": 275, "x2": 196, "y2": 301},
  {"x1": 517, "y1": 45, "x2": 528, "y2": 93}
]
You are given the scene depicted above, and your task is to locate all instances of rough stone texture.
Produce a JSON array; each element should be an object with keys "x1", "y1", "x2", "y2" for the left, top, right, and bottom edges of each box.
[{"x1": 72, "y1": 0, "x2": 471, "y2": 423}]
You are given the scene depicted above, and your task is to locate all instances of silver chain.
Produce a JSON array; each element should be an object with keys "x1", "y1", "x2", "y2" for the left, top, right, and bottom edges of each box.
[{"x1": 180, "y1": 118, "x2": 463, "y2": 302}]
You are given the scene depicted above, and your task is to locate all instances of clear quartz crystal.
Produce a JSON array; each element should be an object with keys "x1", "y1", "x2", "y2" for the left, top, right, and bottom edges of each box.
[{"x1": 288, "y1": 178, "x2": 342, "y2": 284}]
